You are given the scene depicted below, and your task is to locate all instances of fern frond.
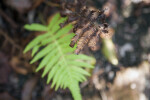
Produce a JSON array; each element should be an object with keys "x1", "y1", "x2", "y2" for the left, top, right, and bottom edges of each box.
[{"x1": 24, "y1": 13, "x2": 95, "y2": 100}]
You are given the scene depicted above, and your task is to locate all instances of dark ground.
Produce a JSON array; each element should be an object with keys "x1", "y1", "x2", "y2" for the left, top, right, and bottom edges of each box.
[{"x1": 0, "y1": 0, "x2": 150, "y2": 100}]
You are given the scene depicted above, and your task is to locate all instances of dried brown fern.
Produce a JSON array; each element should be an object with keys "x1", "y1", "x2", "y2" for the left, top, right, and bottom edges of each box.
[{"x1": 60, "y1": 0, "x2": 109, "y2": 54}]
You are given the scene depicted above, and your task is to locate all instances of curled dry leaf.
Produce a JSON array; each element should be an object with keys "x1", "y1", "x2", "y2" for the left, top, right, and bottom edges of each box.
[{"x1": 10, "y1": 57, "x2": 30, "y2": 75}]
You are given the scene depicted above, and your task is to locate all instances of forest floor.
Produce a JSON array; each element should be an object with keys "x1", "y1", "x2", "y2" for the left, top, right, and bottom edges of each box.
[{"x1": 0, "y1": 0, "x2": 150, "y2": 100}]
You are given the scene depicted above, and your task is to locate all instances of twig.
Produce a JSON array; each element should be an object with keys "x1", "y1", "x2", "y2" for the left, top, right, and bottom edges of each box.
[
  {"x1": 30, "y1": 0, "x2": 45, "y2": 10},
  {"x1": 0, "y1": 29, "x2": 22, "y2": 55},
  {"x1": 44, "y1": 1, "x2": 60, "y2": 7},
  {"x1": 0, "y1": 9, "x2": 18, "y2": 29}
]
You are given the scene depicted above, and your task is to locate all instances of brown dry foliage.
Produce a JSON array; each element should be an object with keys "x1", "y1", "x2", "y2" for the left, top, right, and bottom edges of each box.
[{"x1": 60, "y1": 0, "x2": 109, "y2": 54}]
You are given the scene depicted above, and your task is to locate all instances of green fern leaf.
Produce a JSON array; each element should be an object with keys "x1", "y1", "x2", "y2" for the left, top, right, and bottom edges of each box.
[
  {"x1": 30, "y1": 43, "x2": 55, "y2": 64},
  {"x1": 24, "y1": 13, "x2": 95, "y2": 100},
  {"x1": 24, "y1": 23, "x2": 47, "y2": 31},
  {"x1": 68, "y1": 61, "x2": 94, "y2": 68},
  {"x1": 48, "y1": 13, "x2": 60, "y2": 30},
  {"x1": 31, "y1": 45, "x2": 40, "y2": 57},
  {"x1": 23, "y1": 33, "x2": 50, "y2": 53},
  {"x1": 66, "y1": 54, "x2": 94, "y2": 60}
]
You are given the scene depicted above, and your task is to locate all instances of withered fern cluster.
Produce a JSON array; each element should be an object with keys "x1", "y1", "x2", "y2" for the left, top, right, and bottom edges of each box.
[{"x1": 60, "y1": 0, "x2": 109, "y2": 54}]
